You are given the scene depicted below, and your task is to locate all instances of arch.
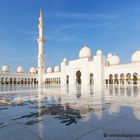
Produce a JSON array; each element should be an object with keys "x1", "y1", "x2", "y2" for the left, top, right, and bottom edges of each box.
[
  {"x1": 90, "y1": 73, "x2": 94, "y2": 85},
  {"x1": 66, "y1": 75, "x2": 69, "y2": 84},
  {"x1": 126, "y1": 73, "x2": 131, "y2": 84},
  {"x1": 109, "y1": 74, "x2": 113, "y2": 84},
  {"x1": 5, "y1": 77, "x2": 8, "y2": 84},
  {"x1": 59, "y1": 77, "x2": 61, "y2": 84},
  {"x1": 22, "y1": 78, "x2": 25, "y2": 84},
  {"x1": 31, "y1": 78, "x2": 33, "y2": 84},
  {"x1": 53, "y1": 78, "x2": 54, "y2": 84},
  {"x1": 10, "y1": 78, "x2": 13, "y2": 84},
  {"x1": 48, "y1": 78, "x2": 50, "y2": 84},
  {"x1": 45, "y1": 78, "x2": 47, "y2": 84},
  {"x1": 14, "y1": 78, "x2": 16, "y2": 84},
  {"x1": 34, "y1": 78, "x2": 37, "y2": 84},
  {"x1": 21, "y1": 78, "x2": 24, "y2": 84},
  {"x1": 17, "y1": 78, "x2": 20, "y2": 84},
  {"x1": 28, "y1": 78, "x2": 30, "y2": 84},
  {"x1": 55, "y1": 78, "x2": 57, "y2": 84},
  {"x1": 25, "y1": 78, "x2": 27, "y2": 84},
  {"x1": 133, "y1": 73, "x2": 138, "y2": 84},
  {"x1": 76, "y1": 70, "x2": 81, "y2": 85},
  {"x1": 106, "y1": 79, "x2": 108, "y2": 84},
  {"x1": 1, "y1": 77, "x2": 4, "y2": 84},
  {"x1": 114, "y1": 74, "x2": 119, "y2": 84},
  {"x1": 120, "y1": 73, "x2": 125, "y2": 84}
]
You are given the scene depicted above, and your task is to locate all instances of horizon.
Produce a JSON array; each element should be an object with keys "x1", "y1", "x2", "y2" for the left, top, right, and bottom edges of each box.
[{"x1": 0, "y1": 0, "x2": 140, "y2": 72}]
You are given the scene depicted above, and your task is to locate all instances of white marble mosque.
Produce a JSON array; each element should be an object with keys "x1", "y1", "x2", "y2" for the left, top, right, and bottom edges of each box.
[{"x1": 0, "y1": 9, "x2": 140, "y2": 88}]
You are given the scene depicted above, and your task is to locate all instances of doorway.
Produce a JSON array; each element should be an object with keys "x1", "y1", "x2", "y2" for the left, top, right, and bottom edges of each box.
[{"x1": 76, "y1": 71, "x2": 81, "y2": 85}]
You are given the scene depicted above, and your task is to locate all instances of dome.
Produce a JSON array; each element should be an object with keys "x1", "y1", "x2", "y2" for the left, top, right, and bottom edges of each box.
[
  {"x1": 47, "y1": 67, "x2": 53, "y2": 73},
  {"x1": 107, "y1": 53, "x2": 113, "y2": 59},
  {"x1": 54, "y1": 66, "x2": 60, "y2": 72},
  {"x1": 131, "y1": 50, "x2": 140, "y2": 63},
  {"x1": 63, "y1": 58, "x2": 68, "y2": 63},
  {"x1": 79, "y1": 46, "x2": 92, "y2": 59},
  {"x1": 17, "y1": 66, "x2": 24, "y2": 73},
  {"x1": 109, "y1": 55, "x2": 120, "y2": 65},
  {"x1": 2, "y1": 64, "x2": 9, "y2": 73},
  {"x1": 63, "y1": 58, "x2": 68, "y2": 65},
  {"x1": 29, "y1": 67, "x2": 36, "y2": 74},
  {"x1": 96, "y1": 50, "x2": 102, "y2": 55}
]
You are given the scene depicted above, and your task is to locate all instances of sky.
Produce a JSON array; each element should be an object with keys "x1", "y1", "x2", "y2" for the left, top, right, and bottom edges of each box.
[{"x1": 0, "y1": 0, "x2": 140, "y2": 71}]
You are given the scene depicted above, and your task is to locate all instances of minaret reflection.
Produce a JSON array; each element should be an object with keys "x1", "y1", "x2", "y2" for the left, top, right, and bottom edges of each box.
[
  {"x1": 93, "y1": 85, "x2": 106, "y2": 119},
  {"x1": 37, "y1": 87, "x2": 44, "y2": 138}
]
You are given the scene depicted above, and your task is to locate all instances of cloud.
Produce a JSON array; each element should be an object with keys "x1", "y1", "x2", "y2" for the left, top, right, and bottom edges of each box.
[
  {"x1": 47, "y1": 12, "x2": 124, "y2": 22},
  {"x1": 46, "y1": 26, "x2": 85, "y2": 43},
  {"x1": 44, "y1": 12, "x2": 128, "y2": 43},
  {"x1": 18, "y1": 30, "x2": 38, "y2": 41},
  {"x1": 19, "y1": 30, "x2": 38, "y2": 35}
]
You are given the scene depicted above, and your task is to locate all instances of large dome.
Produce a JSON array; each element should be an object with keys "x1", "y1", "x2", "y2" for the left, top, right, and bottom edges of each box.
[
  {"x1": 47, "y1": 67, "x2": 53, "y2": 73},
  {"x1": 2, "y1": 64, "x2": 9, "y2": 73},
  {"x1": 131, "y1": 50, "x2": 140, "y2": 63},
  {"x1": 108, "y1": 55, "x2": 120, "y2": 65},
  {"x1": 29, "y1": 67, "x2": 36, "y2": 74},
  {"x1": 17, "y1": 66, "x2": 24, "y2": 73},
  {"x1": 79, "y1": 46, "x2": 93, "y2": 59},
  {"x1": 54, "y1": 66, "x2": 60, "y2": 72}
]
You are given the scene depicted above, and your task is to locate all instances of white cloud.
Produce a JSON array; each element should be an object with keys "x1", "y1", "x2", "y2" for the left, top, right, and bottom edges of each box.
[{"x1": 47, "y1": 12, "x2": 124, "y2": 21}]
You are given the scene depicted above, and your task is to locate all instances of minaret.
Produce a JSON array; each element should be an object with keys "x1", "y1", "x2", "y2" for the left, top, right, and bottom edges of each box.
[{"x1": 37, "y1": 9, "x2": 46, "y2": 85}]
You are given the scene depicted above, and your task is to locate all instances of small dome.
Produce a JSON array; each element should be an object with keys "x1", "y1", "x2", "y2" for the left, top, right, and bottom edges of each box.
[
  {"x1": 54, "y1": 66, "x2": 60, "y2": 72},
  {"x1": 30, "y1": 67, "x2": 36, "y2": 74},
  {"x1": 79, "y1": 45, "x2": 93, "y2": 59},
  {"x1": 2, "y1": 64, "x2": 9, "y2": 73},
  {"x1": 47, "y1": 67, "x2": 53, "y2": 73},
  {"x1": 109, "y1": 55, "x2": 120, "y2": 65},
  {"x1": 131, "y1": 50, "x2": 140, "y2": 63},
  {"x1": 17, "y1": 66, "x2": 24, "y2": 73},
  {"x1": 96, "y1": 50, "x2": 102, "y2": 55},
  {"x1": 63, "y1": 58, "x2": 68, "y2": 63},
  {"x1": 107, "y1": 53, "x2": 113, "y2": 59}
]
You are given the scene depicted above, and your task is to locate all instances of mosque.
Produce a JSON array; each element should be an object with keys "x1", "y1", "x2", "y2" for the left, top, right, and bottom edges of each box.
[{"x1": 0, "y1": 9, "x2": 140, "y2": 87}]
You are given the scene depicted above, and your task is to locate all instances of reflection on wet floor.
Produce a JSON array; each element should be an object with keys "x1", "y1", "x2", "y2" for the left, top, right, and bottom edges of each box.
[
  {"x1": 0, "y1": 85, "x2": 140, "y2": 140},
  {"x1": 12, "y1": 103, "x2": 84, "y2": 126}
]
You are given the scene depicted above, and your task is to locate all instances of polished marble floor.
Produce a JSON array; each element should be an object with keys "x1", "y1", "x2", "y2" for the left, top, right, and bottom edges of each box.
[{"x1": 0, "y1": 84, "x2": 140, "y2": 140}]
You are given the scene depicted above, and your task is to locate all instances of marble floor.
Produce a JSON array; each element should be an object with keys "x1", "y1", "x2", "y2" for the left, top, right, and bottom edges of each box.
[{"x1": 0, "y1": 84, "x2": 140, "y2": 140}]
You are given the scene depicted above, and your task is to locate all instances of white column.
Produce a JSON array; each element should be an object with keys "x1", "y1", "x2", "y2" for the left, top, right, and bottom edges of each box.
[{"x1": 94, "y1": 53, "x2": 106, "y2": 90}]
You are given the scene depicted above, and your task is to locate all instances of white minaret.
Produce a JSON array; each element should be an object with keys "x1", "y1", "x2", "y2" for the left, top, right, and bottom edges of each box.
[{"x1": 37, "y1": 9, "x2": 46, "y2": 85}]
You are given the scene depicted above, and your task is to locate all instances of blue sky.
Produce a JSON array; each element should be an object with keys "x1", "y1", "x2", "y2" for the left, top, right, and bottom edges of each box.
[{"x1": 0, "y1": 0, "x2": 140, "y2": 71}]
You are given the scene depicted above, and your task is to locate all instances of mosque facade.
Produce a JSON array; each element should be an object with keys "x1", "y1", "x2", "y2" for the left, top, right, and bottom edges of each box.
[{"x1": 0, "y1": 10, "x2": 140, "y2": 87}]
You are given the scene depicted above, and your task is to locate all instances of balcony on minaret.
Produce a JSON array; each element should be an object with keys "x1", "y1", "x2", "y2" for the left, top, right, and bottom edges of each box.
[{"x1": 37, "y1": 37, "x2": 46, "y2": 43}]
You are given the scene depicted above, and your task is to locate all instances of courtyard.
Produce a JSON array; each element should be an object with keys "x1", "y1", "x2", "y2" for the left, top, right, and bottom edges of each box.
[{"x1": 0, "y1": 85, "x2": 140, "y2": 140}]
